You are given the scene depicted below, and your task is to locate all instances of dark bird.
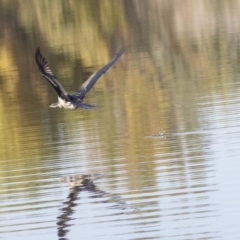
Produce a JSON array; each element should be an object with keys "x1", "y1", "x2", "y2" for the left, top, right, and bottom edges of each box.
[{"x1": 35, "y1": 47, "x2": 124, "y2": 109}]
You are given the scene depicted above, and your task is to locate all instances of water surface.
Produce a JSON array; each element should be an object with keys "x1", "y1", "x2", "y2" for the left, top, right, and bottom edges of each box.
[{"x1": 1, "y1": 1, "x2": 240, "y2": 239}]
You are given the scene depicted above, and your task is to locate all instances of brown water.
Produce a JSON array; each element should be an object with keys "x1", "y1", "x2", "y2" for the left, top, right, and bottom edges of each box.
[{"x1": 1, "y1": 1, "x2": 240, "y2": 239}]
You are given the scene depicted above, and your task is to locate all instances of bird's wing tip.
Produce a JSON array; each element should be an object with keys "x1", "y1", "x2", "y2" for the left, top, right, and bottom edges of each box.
[
  {"x1": 35, "y1": 47, "x2": 41, "y2": 56},
  {"x1": 117, "y1": 47, "x2": 125, "y2": 56}
]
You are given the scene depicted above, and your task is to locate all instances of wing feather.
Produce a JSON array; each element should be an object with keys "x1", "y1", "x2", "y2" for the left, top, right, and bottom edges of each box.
[
  {"x1": 35, "y1": 47, "x2": 69, "y2": 100},
  {"x1": 71, "y1": 48, "x2": 124, "y2": 100}
]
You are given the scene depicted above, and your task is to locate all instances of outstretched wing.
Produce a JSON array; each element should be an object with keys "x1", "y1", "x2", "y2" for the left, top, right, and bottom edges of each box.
[
  {"x1": 71, "y1": 48, "x2": 125, "y2": 100},
  {"x1": 35, "y1": 47, "x2": 69, "y2": 100}
]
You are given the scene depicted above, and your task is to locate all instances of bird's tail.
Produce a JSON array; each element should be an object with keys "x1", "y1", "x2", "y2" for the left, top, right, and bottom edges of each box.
[{"x1": 78, "y1": 103, "x2": 102, "y2": 109}]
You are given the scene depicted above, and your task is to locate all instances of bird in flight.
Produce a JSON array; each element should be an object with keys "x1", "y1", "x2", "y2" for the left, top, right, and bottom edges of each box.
[{"x1": 35, "y1": 47, "x2": 124, "y2": 109}]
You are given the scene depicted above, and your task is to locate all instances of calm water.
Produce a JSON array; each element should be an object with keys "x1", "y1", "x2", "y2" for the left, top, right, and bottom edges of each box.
[{"x1": 1, "y1": 1, "x2": 240, "y2": 239}]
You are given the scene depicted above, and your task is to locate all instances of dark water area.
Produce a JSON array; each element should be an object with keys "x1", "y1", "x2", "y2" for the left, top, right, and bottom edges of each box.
[{"x1": 1, "y1": 1, "x2": 240, "y2": 239}]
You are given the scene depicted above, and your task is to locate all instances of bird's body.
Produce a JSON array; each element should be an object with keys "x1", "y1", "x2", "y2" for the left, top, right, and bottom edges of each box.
[
  {"x1": 35, "y1": 47, "x2": 124, "y2": 109},
  {"x1": 57, "y1": 97, "x2": 75, "y2": 109}
]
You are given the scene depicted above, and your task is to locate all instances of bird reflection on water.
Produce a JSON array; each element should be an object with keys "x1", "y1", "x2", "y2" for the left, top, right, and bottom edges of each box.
[{"x1": 57, "y1": 174, "x2": 130, "y2": 240}]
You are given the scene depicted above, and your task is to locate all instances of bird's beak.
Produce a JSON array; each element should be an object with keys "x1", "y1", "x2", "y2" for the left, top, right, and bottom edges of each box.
[{"x1": 49, "y1": 103, "x2": 59, "y2": 108}]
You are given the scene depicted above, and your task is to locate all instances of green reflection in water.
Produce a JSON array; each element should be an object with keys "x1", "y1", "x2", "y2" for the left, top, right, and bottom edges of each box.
[{"x1": 0, "y1": 0, "x2": 239, "y2": 200}]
